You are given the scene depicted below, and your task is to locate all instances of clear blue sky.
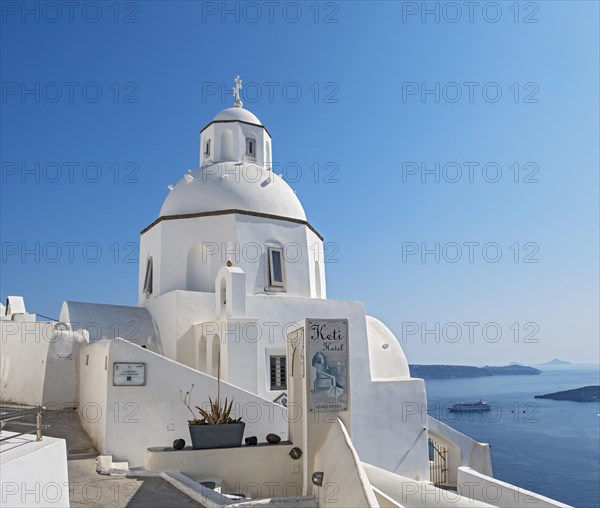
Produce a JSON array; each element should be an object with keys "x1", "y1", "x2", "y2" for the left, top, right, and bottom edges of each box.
[{"x1": 1, "y1": 1, "x2": 598, "y2": 365}]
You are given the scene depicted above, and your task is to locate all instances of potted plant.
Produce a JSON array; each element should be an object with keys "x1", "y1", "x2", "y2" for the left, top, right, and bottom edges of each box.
[{"x1": 180, "y1": 374, "x2": 245, "y2": 450}]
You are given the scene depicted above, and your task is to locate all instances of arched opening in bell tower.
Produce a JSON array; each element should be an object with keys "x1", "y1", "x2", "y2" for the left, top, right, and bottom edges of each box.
[{"x1": 220, "y1": 129, "x2": 234, "y2": 161}]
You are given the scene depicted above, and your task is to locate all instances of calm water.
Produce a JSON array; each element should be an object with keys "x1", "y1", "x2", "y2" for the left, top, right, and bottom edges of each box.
[{"x1": 425, "y1": 365, "x2": 600, "y2": 508}]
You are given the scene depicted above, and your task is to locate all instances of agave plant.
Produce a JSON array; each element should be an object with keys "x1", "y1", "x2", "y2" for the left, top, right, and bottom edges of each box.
[
  {"x1": 179, "y1": 357, "x2": 242, "y2": 425},
  {"x1": 195, "y1": 396, "x2": 241, "y2": 425}
]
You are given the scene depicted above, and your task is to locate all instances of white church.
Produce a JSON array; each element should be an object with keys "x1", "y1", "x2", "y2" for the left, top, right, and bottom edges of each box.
[{"x1": 0, "y1": 78, "x2": 570, "y2": 508}]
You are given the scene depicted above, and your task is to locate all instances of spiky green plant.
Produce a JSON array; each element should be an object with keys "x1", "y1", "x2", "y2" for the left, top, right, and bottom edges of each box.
[
  {"x1": 195, "y1": 396, "x2": 241, "y2": 424},
  {"x1": 179, "y1": 352, "x2": 242, "y2": 425}
]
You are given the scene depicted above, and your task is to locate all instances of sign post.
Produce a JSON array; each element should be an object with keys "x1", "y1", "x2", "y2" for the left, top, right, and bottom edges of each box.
[{"x1": 306, "y1": 319, "x2": 349, "y2": 412}]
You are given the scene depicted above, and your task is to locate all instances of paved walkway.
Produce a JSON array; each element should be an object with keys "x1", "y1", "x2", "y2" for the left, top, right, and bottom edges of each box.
[{"x1": 4, "y1": 409, "x2": 202, "y2": 507}]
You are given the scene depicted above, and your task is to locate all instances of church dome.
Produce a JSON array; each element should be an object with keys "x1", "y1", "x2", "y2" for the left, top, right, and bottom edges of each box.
[
  {"x1": 213, "y1": 107, "x2": 262, "y2": 126},
  {"x1": 160, "y1": 162, "x2": 306, "y2": 221}
]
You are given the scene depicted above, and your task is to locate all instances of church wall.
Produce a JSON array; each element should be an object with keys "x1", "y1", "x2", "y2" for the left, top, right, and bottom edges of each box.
[
  {"x1": 174, "y1": 291, "x2": 215, "y2": 363},
  {"x1": 141, "y1": 214, "x2": 321, "y2": 302},
  {"x1": 1, "y1": 321, "x2": 53, "y2": 404},
  {"x1": 237, "y1": 294, "x2": 367, "y2": 404},
  {"x1": 243, "y1": 295, "x2": 429, "y2": 480},
  {"x1": 138, "y1": 223, "x2": 162, "y2": 306},
  {"x1": 77, "y1": 340, "x2": 109, "y2": 454},
  {"x1": 59, "y1": 301, "x2": 160, "y2": 351},
  {"x1": 142, "y1": 291, "x2": 178, "y2": 360},
  {"x1": 168, "y1": 216, "x2": 234, "y2": 294},
  {"x1": 366, "y1": 316, "x2": 410, "y2": 380},
  {"x1": 306, "y1": 228, "x2": 326, "y2": 299},
  {"x1": 0, "y1": 320, "x2": 85, "y2": 408},
  {"x1": 201, "y1": 121, "x2": 269, "y2": 167},
  {"x1": 351, "y1": 377, "x2": 429, "y2": 480},
  {"x1": 143, "y1": 290, "x2": 219, "y2": 365},
  {"x1": 235, "y1": 215, "x2": 317, "y2": 297},
  {"x1": 80, "y1": 338, "x2": 288, "y2": 467},
  {"x1": 144, "y1": 288, "x2": 428, "y2": 480},
  {"x1": 156, "y1": 215, "x2": 236, "y2": 297},
  {"x1": 199, "y1": 122, "x2": 242, "y2": 166}
]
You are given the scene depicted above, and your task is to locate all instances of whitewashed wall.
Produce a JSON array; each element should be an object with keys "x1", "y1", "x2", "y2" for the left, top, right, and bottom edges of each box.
[
  {"x1": 428, "y1": 416, "x2": 493, "y2": 484},
  {"x1": 1, "y1": 321, "x2": 52, "y2": 404},
  {"x1": 0, "y1": 321, "x2": 85, "y2": 407},
  {"x1": 0, "y1": 432, "x2": 70, "y2": 508},
  {"x1": 141, "y1": 288, "x2": 430, "y2": 480},
  {"x1": 312, "y1": 419, "x2": 378, "y2": 508},
  {"x1": 78, "y1": 338, "x2": 288, "y2": 467},
  {"x1": 363, "y1": 462, "x2": 496, "y2": 508},
  {"x1": 457, "y1": 467, "x2": 572, "y2": 508},
  {"x1": 59, "y1": 301, "x2": 160, "y2": 352},
  {"x1": 139, "y1": 214, "x2": 324, "y2": 304},
  {"x1": 145, "y1": 444, "x2": 302, "y2": 498},
  {"x1": 77, "y1": 339, "x2": 110, "y2": 453}
]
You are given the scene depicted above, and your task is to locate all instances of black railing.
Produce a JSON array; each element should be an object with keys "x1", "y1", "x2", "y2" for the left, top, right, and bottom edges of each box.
[{"x1": 428, "y1": 437, "x2": 448, "y2": 486}]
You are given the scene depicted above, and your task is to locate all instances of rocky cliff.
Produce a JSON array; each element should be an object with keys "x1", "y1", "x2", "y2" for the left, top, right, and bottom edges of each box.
[
  {"x1": 409, "y1": 364, "x2": 541, "y2": 379},
  {"x1": 534, "y1": 386, "x2": 599, "y2": 402}
]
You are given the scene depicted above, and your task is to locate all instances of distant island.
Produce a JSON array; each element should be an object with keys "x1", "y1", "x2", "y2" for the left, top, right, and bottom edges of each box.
[
  {"x1": 535, "y1": 386, "x2": 599, "y2": 402},
  {"x1": 409, "y1": 364, "x2": 541, "y2": 380},
  {"x1": 536, "y1": 358, "x2": 572, "y2": 366}
]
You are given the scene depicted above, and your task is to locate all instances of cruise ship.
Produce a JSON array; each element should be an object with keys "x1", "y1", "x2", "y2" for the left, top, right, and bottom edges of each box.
[{"x1": 448, "y1": 401, "x2": 492, "y2": 412}]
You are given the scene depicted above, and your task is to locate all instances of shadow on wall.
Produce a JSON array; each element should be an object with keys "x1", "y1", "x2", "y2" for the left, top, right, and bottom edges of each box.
[{"x1": 78, "y1": 338, "x2": 288, "y2": 467}]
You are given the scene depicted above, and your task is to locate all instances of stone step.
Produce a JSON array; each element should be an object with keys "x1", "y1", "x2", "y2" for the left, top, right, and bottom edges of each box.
[
  {"x1": 96, "y1": 454, "x2": 130, "y2": 475},
  {"x1": 163, "y1": 472, "x2": 317, "y2": 508}
]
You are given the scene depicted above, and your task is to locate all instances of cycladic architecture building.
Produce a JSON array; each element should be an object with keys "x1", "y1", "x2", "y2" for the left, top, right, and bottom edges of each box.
[{"x1": 1, "y1": 78, "x2": 571, "y2": 508}]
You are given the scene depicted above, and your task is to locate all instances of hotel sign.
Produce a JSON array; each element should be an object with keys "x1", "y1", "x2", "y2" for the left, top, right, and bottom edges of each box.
[
  {"x1": 113, "y1": 363, "x2": 146, "y2": 386},
  {"x1": 307, "y1": 319, "x2": 348, "y2": 412}
]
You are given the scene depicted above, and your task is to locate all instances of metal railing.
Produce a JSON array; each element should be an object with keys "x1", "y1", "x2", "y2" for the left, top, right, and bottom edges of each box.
[
  {"x1": 0, "y1": 403, "x2": 47, "y2": 442},
  {"x1": 428, "y1": 437, "x2": 448, "y2": 486}
]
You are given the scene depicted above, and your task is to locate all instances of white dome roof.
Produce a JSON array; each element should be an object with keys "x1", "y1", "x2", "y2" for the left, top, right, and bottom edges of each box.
[
  {"x1": 160, "y1": 162, "x2": 306, "y2": 221},
  {"x1": 212, "y1": 107, "x2": 262, "y2": 125},
  {"x1": 366, "y1": 316, "x2": 410, "y2": 380}
]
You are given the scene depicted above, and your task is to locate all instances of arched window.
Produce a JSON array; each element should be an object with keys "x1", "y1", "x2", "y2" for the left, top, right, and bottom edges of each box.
[
  {"x1": 266, "y1": 140, "x2": 271, "y2": 170},
  {"x1": 198, "y1": 335, "x2": 207, "y2": 373},
  {"x1": 314, "y1": 260, "x2": 322, "y2": 298},
  {"x1": 266, "y1": 245, "x2": 286, "y2": 291},
  {"x1": 143, "y1": 256, "x2": 153, "y2": 298},
  {"x1": 220, "y1": 129, "x2": 234, "y2": 160},
  {"x1": 218, "y1": 276, "x2": 227, "y2": 317},
  {"x1": 211, "y1": 335, "x2": 221, "y2": 377},
  {"x1": 245, "y1": 137, "x2": 256, "y2": 158}
]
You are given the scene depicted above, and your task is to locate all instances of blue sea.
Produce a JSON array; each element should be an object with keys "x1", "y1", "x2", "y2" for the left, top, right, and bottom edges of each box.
[{"x1": 425, "y1": 365, "x2": 600, "y2": 508}]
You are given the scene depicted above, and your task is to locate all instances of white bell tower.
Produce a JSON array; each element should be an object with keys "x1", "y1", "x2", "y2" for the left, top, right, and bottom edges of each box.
[{"x1": 199, "y1": 76, "x2": 272, "y2": 169}]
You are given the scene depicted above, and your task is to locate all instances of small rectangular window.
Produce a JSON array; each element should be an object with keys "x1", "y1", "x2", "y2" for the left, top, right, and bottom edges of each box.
[
  {"x1": 204, "y1": 139, "x2": 211, "y2": 157},
  {"x1": 246, "y1": 137, "x2": 256, "y2": 157},
  {"x1": 268, "y1": 247, "x2": 285, "y2": 289},
  {"x1": 270, "y1": 355, "x2": 287, "y2": 390},
  {"x1": 143, "y1": 257, "x2": 153, "y2": 297}
]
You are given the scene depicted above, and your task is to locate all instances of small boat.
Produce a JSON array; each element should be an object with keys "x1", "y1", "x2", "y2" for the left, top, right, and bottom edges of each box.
[{"x1": 448, "y1": 400, "x2": 491, "y2": 412}]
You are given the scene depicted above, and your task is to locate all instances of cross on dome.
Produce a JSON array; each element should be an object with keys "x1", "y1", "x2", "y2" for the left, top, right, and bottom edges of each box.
[{"x1": 233, "y1": 75, "x2": 243, "y2": 108}]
